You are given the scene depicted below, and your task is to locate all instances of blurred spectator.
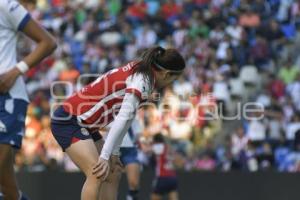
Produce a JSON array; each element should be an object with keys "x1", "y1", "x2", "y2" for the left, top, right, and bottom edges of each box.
[
  {"x1": 285, "y1": 113, "x2": 300, "y2": 143},
  {"x1": 268, "y1": 74, "x2": 285, "y2": 100},
  {"x1": 169, "y1": 109, "x2": 193, "y2": 156},
  {"x1": 173, "y1": 76, "x2": 193, "y2": 97},
  {"x1": 250, "y1": 35, "x2": 270, "y2": 68},
  {"x1": 212, "y1": 75, "x2": 230, "y2": 117},
  {"x1": 239, "y1": 7, "x2": 261, "y2": 28},
  {"x1": 256, "y1": 142, "x2": 274, "y2": 170},
  {"x1": 231, "y1": 127, "x2": 249, "y2": 157},
  {"x1": 194, "y1": 154, "x2": 216, "y2": 171},
  {"x1": 126, "y1": 0, "x2": 147, "y2": 26},
  {"x1": 136, "y1": 24, "x2": 157, "y2": 48},
  {"x1": 286, "y1": 73, "x2": 300, "y2": 110},
  {"x1": 246, "y1": 118, "x2": 267, "y2": 144},
  {"x1": 161, "y1": 0, "x2": 182, "y2": 23},
  {"x1": 278, "y1": 60, "x2": 299, "y2": 84}
]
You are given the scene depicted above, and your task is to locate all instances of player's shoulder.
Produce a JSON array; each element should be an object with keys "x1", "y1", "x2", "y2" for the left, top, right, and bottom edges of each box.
[
  {"x1": 0, "y1": 0, "x2": 25, "y2": 18},
  {"x1": 0, "y1": 0, "x2": 18, "y2": 10}
]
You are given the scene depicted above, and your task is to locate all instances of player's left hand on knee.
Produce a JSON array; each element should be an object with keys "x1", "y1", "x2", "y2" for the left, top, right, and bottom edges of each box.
[{"x1": 92, "y1": 157, "x2": 110, "y2": 180}]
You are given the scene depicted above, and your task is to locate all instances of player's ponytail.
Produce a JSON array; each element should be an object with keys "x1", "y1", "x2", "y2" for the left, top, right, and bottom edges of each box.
[{"x1": 135, "y1": 46, "x2": 165, "y2": 87}]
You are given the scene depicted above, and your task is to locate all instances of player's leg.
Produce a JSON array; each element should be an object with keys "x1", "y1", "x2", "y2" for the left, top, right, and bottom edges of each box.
[
  {"x1": 0, "y1": 144, "x2": 19, "y2": 200},
  {"x1": 168, "y1": 191, "x2": 179, "y2": 200},
  {"x1": 51, "y1": 106, "x2": 105, "y2": 200},
  {"x1": 0, "y1": 97, "x2": 28, "y2": 200},
  {"x1": 151, "y1": 177, "x2": 164, "y2": 200},
  {"x1": 0, "y1": 147, "x2": 28, "y2": 200},
  {"x1": 151, "y1": 193, "x2": 162, "y2": 200},
  {"x1": 125, "y1": 163, "x2": 140, "y2": 200},
  {"x1": 166, "y1": 177, "x2": 179, "y2": 200},
  {"x1": 98, "y1": 155, "x2": 123, "y2": 200},
  {"x1": 95, "y1": 139, "x2": 123, "y2": 200},
  {"x1": 120, "y1": 147, "x2": 140, "y2": 200},
  {"x1": 66, "y1": 139, "x2": 102, "y2": 200}
]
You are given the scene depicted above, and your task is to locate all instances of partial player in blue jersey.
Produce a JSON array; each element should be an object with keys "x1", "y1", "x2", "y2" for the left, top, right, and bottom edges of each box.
[{"x1": 0, "y1": 0, "x2": 56, "y2": 199}]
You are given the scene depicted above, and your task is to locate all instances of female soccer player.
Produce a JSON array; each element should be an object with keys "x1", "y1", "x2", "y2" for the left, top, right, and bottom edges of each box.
[
  {"x1": 50, "y1": 46, "x2": 185, "y2": 200},
  {"x1": 151, "y1": 133, "x2": 179, "y2": 200},
  {"x1": 0, "y1": 0, "x2": 57, "y2": 199}
]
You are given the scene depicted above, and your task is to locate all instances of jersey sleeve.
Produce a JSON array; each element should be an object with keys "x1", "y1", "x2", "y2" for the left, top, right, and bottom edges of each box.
[
  {"x1": 125, "y1": 73, "x2": 151, "y2": 102},
  {"x1": 100, "y1": 93, "x2": 140, "y2": 160},
  {"x1": 0, "y1": 0, "x2": 31, "y2": 31}
]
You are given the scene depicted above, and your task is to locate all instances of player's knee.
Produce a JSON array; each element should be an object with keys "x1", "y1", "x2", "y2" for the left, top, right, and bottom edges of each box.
[
  {"x1": 0, "y1": 146, "x2": 11, "y2": 164},
  {"x1": 105, "y1": 170, "x2": 122, "y2": 184},
  {"x1": 86, "y1": 174, "x2": 103, "y2": 187},
  {"x1": 127, "y1": 171, "x2": 139, "y2": 188},
  {"x1": 128, "y1": 179, "x2": 139, "y2": 190}
]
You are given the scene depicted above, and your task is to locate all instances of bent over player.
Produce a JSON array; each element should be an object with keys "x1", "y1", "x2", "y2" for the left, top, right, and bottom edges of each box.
[{"x1": 50, "y1": 46, "x2": 185, "y2": 200}]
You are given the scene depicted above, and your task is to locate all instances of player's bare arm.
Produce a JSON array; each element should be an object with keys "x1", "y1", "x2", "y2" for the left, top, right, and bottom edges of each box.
[{"x1": 0, "y1": 18, "x2": 56, "y2": 93}]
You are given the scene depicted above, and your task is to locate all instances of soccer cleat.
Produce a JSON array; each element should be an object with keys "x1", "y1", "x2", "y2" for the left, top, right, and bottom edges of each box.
[
  {"x1": 19, "y1": 191, "x2": 30, "y2": 200},
  {"x1": 127, "y1": 190, "x2": 139, "y2": 200}
]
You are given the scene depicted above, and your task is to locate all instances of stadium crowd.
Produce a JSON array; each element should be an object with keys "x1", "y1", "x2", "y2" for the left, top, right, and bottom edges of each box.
[{"x1": 15, "y1": 0, "x2": 300, "y2": 173}]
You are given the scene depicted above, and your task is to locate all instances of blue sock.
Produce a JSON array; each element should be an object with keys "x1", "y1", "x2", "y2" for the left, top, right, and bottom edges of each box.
[{"x1": 127, "y1": 190, "x2": 139, "y2": 200}]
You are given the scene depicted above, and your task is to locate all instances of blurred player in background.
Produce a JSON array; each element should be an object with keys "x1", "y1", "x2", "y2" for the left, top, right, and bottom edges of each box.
[
  {"x1": 120, "y1": 122, "x2": 142, "y2": 200},
  {"x1": 50, "y1": 46, "x2": 185, "y2": 200},
  {"x1": 151, "y1": 133, "x2": 179, "y2": 200},
  {"x1": 0, "y1": 0, "x2": 57, "y2": 199}
]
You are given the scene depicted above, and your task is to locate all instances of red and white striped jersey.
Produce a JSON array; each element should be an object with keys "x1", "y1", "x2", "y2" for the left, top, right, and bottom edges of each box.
[
  {"x1": 62, "y1": 61, "x2": 151, "y2": 129},
  {"x1": 153, "y1": 143, "x2": 176, "y2": 177}
]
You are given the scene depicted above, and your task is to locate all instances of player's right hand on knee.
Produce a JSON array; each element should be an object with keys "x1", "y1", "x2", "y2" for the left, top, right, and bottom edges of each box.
[{"x1": 92, "y1": 157, "x2": 110, "y2": 181}]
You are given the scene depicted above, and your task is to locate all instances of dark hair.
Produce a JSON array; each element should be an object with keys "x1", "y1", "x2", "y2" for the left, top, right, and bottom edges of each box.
[
  {"x1": 153, "y1": 133, "x2": 165, "y2": 143},
  {"x1": 134, "y1": 46, "x2": 185, "y2": 87}
]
